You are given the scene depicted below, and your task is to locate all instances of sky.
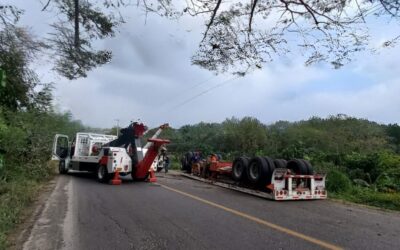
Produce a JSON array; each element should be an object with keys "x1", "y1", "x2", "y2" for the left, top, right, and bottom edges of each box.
[{"x1": 9, "y1": 0, "x2": 400, "y2": 129}]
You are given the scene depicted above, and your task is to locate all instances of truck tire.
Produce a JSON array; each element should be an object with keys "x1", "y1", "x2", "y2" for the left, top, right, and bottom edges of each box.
[
  {"x1": 132, "y1": 174, "x2": 149, "y2": 181},
  {"x1": 59, "y1": 160, "x2": 68, "y2": 174},
  {"x1": 300, "y1": 159, "x2": 314, "y2": 175},
  {"x1": 131, "y1": 167, "x2": 149, "y2": 181},
  {"x1": 232, "y1": 157, "x2": 249, "y2": 181},
  {"x1": 97, "y1": 165, "x2": 111, "y2": 183},
  {"x1": 287, "y1": 159, "x2": 308, "y2": 175},
  {"x1": 247, "y1": 157, "x2": 269, "y2": 185},
  {"x1": 182, "y1": 152, "x2": 194, "y2": 172},
  {"x1": 262, "y1": 157, "x2": 275, "y2": 185},
  {"x1": 273, "y1": 159, "x2": 287, "y2": 169},
  {"x1": 201, "y1": 163, "x2": 210, "y2": 179}
]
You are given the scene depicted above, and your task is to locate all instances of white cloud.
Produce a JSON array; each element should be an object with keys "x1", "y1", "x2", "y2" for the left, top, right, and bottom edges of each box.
[{"x1": 9, "y1": 0, "x2": 400, "y2": 129}]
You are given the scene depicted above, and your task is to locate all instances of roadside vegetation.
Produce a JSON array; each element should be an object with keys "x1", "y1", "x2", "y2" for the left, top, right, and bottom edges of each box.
[
  {"x1": 0, "y1": 26, "x2": 86, "y2": 250},
  {"x1": 159, "y1": 116, "x2": 400, "y2": 211},
  {"x1": 0, "y1": 111, "x2": 86, "y2": 249}
]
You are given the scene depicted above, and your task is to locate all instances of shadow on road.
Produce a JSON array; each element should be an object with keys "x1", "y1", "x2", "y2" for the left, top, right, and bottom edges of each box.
[{"x1": 64, "y1": 171, "x2": 134, "y2": 184}]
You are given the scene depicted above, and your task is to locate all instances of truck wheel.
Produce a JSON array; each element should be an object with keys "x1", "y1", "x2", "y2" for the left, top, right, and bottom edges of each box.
[
  {"x1": 131, "y1": 167, "x2": 149, "y2": 181},
  {"x1": 232, "y1": 157, "x2": 249, "y2": 181},
  {"x1": 287, "y1": 159, "x2": 308, "y2": 175},
  {"x1": 273, "y1": 159, "x2": 287, "y2": 169},
  {"x1": 262, "y1": 157, "x2": 275, "y2": 185},
  {"x1": 59, "y1": 160, "x2": 68, "y2": 174},
  {"x1": 300, "y1": 159, "x2": 314, "y2": 175},
  {"x1": 132, "y1": 174, "x2": 149, "y2": 181},
  {"x1": 247, "y1": 157, "x2": 269, "y2": 185},
  {"x1": 97, "y1": 165, "x2": 111, "y2": 183}
]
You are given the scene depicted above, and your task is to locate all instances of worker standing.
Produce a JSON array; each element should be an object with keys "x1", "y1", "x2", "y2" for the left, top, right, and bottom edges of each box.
[
  {"x1": 160, "y1": 147, "x2": 170, "y2": 173},
  {"x1": 164, "y1": 155, "x2": 170, "y2": 173}
]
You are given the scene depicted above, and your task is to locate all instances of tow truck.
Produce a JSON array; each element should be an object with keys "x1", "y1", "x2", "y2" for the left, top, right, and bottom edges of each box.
[{"x1": 52, "y1": 122, "x2": 169, "y2": 183}]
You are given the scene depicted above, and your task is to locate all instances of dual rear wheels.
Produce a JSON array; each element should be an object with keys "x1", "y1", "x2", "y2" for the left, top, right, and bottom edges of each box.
[
  {"x1": 287, "y1": 159, "x2": 313, "y2": 175},
  {"x1": 231, "y1": 156, "x2": 313, "y2": 187}
]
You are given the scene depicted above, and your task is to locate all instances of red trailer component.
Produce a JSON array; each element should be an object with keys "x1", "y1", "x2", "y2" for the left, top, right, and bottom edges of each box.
[
  {"x1": 133, "y1": 138, "x2": 170, "y2": 180},
  {"x1": 208, "y1": 161, "x2": 232, "y2": 177}
]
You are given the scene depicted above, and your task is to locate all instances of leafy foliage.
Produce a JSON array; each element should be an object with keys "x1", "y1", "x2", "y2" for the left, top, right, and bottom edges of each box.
[
  {"x1": 0, "y1": 1, "x2": 125, "y2": 80},
  {"x1": 326, "y1": 170, "x2": 352, "y2": 193},
  {"x1": 221, "y1": 117, "x2": 267, "y2": 156},
  {"x1": 185, "y1": 0, "x2": 400, "y2": 74},
  {"x1": 47, "y1": 0, "x2": 121, "y2": 79},
  {"x1": 0, "y1": 26, "x2": 50, "y2": 111}
]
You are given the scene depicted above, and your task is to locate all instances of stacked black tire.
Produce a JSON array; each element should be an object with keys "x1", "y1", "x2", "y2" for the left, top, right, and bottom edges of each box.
[
  {"x1": 181, "y1": 152, "x2": 194, "y2": 173},
  {"x1": 231, "y1": 156, "x2": 313, "y2": 188}
]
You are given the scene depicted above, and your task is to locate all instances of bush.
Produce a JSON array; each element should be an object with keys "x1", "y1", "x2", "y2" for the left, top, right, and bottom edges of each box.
[
  {"x1": 311, "y1": 161, "x2": 343, "y2": 173},
  {"x1": 326, "y1": 170, "x2": 352, "y2": 193},
  {"x1": 374, "y1": 168, "x2": 400, "y2": 192},
  {"x1": 0, "y1": 108, "x2": 84, "y2": 249},
  {"x1": 343, "y1": 152, "x2": 379, "y2": 178}
]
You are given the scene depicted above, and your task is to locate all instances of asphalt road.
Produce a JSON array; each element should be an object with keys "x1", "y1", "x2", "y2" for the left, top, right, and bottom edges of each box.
[{"x1": 21, "y1": 171, "x2": 400, "y2": 250}]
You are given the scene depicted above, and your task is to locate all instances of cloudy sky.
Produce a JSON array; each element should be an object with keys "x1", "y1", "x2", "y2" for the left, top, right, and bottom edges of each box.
[{"x1": 10, "y1": 1, "x2": 400, "y2": 129}]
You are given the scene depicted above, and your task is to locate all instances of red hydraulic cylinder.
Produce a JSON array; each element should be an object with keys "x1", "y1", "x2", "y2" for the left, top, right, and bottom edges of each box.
[{"x1": 133, "y1": 138, "x2": 170, "y2": 180}]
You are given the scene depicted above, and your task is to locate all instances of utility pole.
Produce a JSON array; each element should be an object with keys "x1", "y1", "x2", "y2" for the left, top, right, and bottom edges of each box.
[{"x1": 115, "y1": 119, "x2": 120, "y2": 137}]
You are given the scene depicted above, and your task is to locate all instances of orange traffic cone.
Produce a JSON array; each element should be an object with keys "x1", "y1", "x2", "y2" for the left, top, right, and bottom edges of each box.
[
  {"x1": 110, "y1": 169, "x2": 122, "y2": 185},
  {"x1": 147, "y1": 169, "x2": 157, "y2": 183}
]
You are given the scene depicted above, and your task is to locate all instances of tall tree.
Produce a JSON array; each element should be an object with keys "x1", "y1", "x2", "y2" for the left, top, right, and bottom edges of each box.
[
  {"x1": 181, "y1": 0, "x2": 400, "y2": 74},
  {"x1": 0, "y1": 25, "x2": 51, "y2": 111},
  {"x1": 45, "y1": 0, "x2": 124, "y2": 79}
]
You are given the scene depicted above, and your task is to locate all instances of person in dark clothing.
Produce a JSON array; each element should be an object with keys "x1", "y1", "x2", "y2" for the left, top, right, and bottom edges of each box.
[{"x1": 164, "y1": 155, "x2": 170, "y2": 173}]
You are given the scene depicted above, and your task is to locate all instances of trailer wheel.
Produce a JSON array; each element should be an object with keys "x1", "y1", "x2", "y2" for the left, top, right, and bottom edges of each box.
[
  {"x1": 273, "y1": 159, "x2": 287, "y2": 169},
  {"x1": 262, "y1": 157, "x2": 276, "y2": 185},
  {"x1": 287, "y1": 159, "x2": 308, "y2": 175},
  {"x1": 232, "y1": 157, "x2": 249, "y2": 181},
  {"x1": 59, "y1": 160, "x2": 68, "y2": 174},
  {"x1": 97, "y1": 165, "x2": 111, "y2": 183},
  {"x1": 247, "y1": 157, "x2": 269, "y2": 185},
  {"x1": 300, "y1": 159, "x2": 314, "y2": 175}
]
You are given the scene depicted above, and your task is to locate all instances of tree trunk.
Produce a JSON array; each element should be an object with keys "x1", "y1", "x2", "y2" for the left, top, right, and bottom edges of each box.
[{"x1": 74, "y1": 0, "x2": 79, "y2": 49}]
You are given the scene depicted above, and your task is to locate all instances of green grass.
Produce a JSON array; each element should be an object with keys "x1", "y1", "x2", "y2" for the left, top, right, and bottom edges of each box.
[
  {"x1": 169, "y1": 160, "x2": 181, "y2": 170},
  {"x1": 0, "y1": 161, "x2": 55, "y2": 250},
  {"x1": 330, "y1": 186, "x2": 400, "y2": 211}
]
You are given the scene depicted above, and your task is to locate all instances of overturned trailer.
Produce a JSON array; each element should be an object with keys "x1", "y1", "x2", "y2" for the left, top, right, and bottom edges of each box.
[{"x1": 181, "y1": 155, "x2": 327, "y2": 201}]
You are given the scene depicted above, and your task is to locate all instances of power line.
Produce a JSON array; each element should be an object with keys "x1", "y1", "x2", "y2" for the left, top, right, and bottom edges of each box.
[
  {"x1": 159, "y1": 75, "x2": 218, "y2": 106},
  {"x1": 170, "y1": 75, "x2": 242, "y2": 110}
]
